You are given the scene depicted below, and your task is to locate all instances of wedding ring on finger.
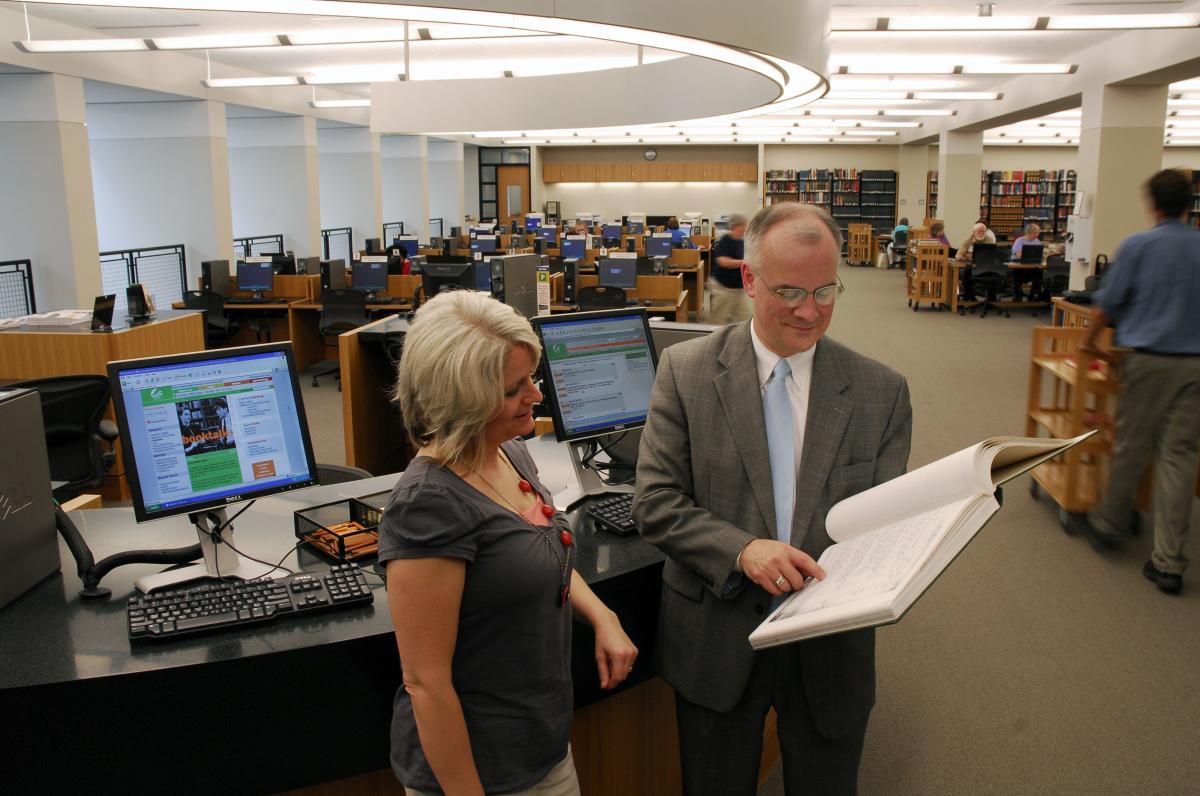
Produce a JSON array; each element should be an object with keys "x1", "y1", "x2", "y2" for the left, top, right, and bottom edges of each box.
[{"x1": 774, "y1": 575, "x2": 788, "y2": 589}]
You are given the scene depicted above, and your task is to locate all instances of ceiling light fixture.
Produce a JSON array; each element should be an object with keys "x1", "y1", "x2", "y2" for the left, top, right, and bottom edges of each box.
[
  {"x1": 885, "y1": 16, "x2": 1039, "y2": 31},
  {"x1": 913, "y1": 91, "x2": 1001, "y2": 100},
  {"x1": 309, "y1": 98, "x2": 370, "y2": 108},
  {"x1": 15, "y1": 38, "x2": 149, "y2": 53},
  {"x1": 203, "y1": 76, "x2": 301, "y2": 88},
  {"x1": 1045, "y1": 14, "x2": 1200, "y2": 30},
  {"x1": 151, "y1": 33, "x2": 284, "y2": 50},
  {"x1": 960, "y1": 63, "x2": 1075, "y2": 75}
]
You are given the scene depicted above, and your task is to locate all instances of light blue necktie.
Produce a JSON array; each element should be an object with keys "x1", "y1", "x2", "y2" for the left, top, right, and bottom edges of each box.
[{"x1": 763, "y1": 358, "x2": 795, "y2": 545}]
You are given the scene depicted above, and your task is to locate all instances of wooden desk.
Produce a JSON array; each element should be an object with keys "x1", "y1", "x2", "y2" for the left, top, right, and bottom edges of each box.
[
  {"x1": 339, "y1": 314, "x2": 413, "y2": 475},
  {"x1": 288, "y1": 275, "x2": 422, "y2": 369},
  {"x1": 668, "y1": 258, "x2": 707, "y2": 318},
  {"x1": 0, "y1": 310, "x2": 204, "y2": 499},
  {"x1": 558, "y1": 274, "x2": 688, "y2": 321},
  {"x1": 998, "y1": 262, "x2": 1050, "y2": 312},
  {"x1": 947, "y1": 262, "x2": 984, "y2": 315}
]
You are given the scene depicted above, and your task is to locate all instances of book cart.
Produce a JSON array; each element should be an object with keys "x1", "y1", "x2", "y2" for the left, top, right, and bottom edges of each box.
[
  {"x1": 846, "y1": 223, "x2": 873, "y2": 266},
  {"x1": 905, "y1": 241, "x2": 950, "y2": 312}
]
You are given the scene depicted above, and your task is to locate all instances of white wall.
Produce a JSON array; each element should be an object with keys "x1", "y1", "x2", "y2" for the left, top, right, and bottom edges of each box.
[
  {"x1": 88, "y1": 100, "x2": 233, "y2": 296},
  {"x1": 428, "y1": 140, "x2": 465, "y2": 232},
  {"x1": 318, "y1": 126, "x2": 382, "y2": 251},
  {"x1": 380, "y1": 135, "x2": 428, "y2": 242},
  {"x1": 547, "y1": 182, "x2": 760, "y2": 223},
  {"x1": 227, "y1": 116, "x2": 321, "y2": 257},
  {"x1": 1162, "y1": 148, "x2": 1200, "y2": 169}
]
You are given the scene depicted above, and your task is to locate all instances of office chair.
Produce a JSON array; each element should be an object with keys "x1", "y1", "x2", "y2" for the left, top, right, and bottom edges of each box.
[
  {"x1": 316, "y1": 463, "x2": 373, "y2": 485},
  {"x1": 968, "y1": 257, "x2": 1012, "y2": 318},
  {"x1": 1043, "y1": 255, "x2": 1070, "y2": 296},
  {"x1": 182, "y1": 289, "x2": 242, "y2": 348},
  {"x1": 890, "y1": 229, "x2": 908, "y2": 268},
  {"x1": 11, "y1": 375, "x2": 119, "y2": 502},
  {"x1": 577, "y1": 285, "x2": 628, "y2": 311},
  {"x1": 311, "y1": 289, "x2": 368, "y2": 390}
]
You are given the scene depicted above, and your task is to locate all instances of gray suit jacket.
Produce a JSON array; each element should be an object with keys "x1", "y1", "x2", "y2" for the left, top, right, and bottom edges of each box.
[{"x1": 633, "y1": 322, "x2": 912, "y2": 738}]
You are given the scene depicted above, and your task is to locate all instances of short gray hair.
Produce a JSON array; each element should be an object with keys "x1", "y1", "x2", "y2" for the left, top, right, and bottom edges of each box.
[
  {"x1": 1025, "y1": 222, "x2": 1041, "y2": 233},
  {"x1": 744, "y1": 202, "x2": 842, "y2": 268},
  {"x1": 728, "y1": 213, "x2": 748, "y2": 228},
  {"x1": 394, "y1": 290, "x2": 541, "y2": 471}
]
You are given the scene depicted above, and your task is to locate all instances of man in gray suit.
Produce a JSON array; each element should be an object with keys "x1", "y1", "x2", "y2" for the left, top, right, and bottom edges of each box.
[{"x1": 633, "y1": 202, "x2": 911, "y2": 795}]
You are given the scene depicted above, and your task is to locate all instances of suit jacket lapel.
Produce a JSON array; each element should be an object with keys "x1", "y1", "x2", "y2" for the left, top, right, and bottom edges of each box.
[
  {"x1": 791, "y1": 339, "x2": 851, "y2": 547},
  {"x1": 714, "y1": 323, "x2": 776, "y2": 538}
]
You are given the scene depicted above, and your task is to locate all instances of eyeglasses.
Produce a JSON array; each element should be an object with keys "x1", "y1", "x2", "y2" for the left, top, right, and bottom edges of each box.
[{"x1": 751, "y1": 272, "x2": 845, "y2": 306}]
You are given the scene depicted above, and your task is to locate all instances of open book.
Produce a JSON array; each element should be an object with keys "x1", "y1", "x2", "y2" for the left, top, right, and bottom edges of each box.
[{"x1": 748, "y1": 431, "x2": 1095, "y2": 649}]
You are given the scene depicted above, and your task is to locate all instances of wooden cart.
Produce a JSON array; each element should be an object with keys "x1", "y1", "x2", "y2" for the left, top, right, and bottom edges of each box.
[
  {"x1": 846, "y1": 223, "x2": 873, "y2": 267},
  {"x1": 906, "y1": 241, "x2": 951, "y2": 312}
]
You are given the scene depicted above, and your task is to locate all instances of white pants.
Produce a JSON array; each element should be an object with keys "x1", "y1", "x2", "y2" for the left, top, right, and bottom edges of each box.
[
  {"x1": 405, "y1": 745, "x2": 580, "y2": 796},
  {"x1": 705, "y1": 279, "x2": 752, "y2": 325}
]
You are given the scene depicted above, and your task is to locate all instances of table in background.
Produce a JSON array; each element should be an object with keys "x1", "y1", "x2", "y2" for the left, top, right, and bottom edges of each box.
[{"x1": 0, "y1": 310, "x2": 204, "y2": 499}]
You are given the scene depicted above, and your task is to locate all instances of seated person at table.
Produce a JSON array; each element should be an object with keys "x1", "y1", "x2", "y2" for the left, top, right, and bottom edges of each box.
[
  {"x1": 379, "y1": 290, "x2": 637, "y2": 796},
  {"x1": 929, "y1": 221, "x2": 951, "y2": 248},
  {"x1": 667, "y1": 217, "x2": 693, "y2": 248},
  {"x1": 572, "y1": 219, "x2": 591, "y2": 237},
  {"x1": 1009, "y1": 222, "x2": 1044, "y2": 301},
  {"x1": 887, "y1": 216, "x2": 909, "y2": 266},
  {"x1": 955, "y1": 221, "x2": 998, "y2": 300}
]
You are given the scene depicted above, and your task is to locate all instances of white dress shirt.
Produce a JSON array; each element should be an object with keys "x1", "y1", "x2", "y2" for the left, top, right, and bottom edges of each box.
[{"x1": 749, "y1": 322, "x2": 816, "y2": 484}]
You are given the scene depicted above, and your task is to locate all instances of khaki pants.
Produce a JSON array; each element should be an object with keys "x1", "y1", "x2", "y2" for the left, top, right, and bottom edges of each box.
[
  {"x1": 1091, "y1": 353, "x2": 1200, "y2": 574},
  {"x1": 405, "y1": 746, "x2": 580, "y2": 796},
  {"x1": 706, "y1": 280, "x2": 752, "y2": 325}
]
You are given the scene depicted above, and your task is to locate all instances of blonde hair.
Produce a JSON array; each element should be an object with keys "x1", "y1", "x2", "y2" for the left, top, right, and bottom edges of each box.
[{"x1": 394, "y1": 290, "x2": 541, "y2": 470}]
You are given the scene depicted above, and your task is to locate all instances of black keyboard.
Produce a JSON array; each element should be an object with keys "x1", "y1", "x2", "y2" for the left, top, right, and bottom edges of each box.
[
  {"x1": 365, "y1": 295, "x2": 395, "y2": 304},
  {"x1": 226, "y1": 296, "x2": 270, "y2": 304},
  {"x1": 126, "y1": 563, "x2": 373, "y2": 642},
  {"x1": 586, "y1": 492, "x2": 637, "y2": 536}
]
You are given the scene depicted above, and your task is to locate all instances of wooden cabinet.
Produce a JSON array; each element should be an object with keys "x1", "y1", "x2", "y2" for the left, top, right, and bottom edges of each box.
[
  {"x1": 542, "y1": 161, "x2": 756, "y2": 183},
  {"x1": 543, "y1": 163, "x2": 564, "y2": 183}
]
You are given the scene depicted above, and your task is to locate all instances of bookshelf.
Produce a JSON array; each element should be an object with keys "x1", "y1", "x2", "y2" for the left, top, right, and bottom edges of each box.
[
  {"x1": 761, "y1": 168, "x2": 897, "y2": 249},
  {"x1": 982, "y1": 169, "x2": 1076, "y2": 241},
  {"x1": 926, "y1": 171, "x2": 938, "y2": 217}
]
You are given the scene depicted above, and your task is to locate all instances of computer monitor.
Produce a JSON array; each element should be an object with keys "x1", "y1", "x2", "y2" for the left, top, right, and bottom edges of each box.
[
  {"x1": 352, "y1": 261, "x2": 389, "y2": 295},
  {"x1": 271, "y1": 253, "x2": 297, "y2": 275},
  {"x1": 531, "y1": 308, "x2": 658, "y2": 443},
  {"x1": 471, "y1": 225, "x2": 495, "y2": 238},
  {"x1": 645, "y1": 234, "x2": 672, "y2": 259},
  {"x1": 970, "y1": 243, "x2": 999, "y2": 267},
  {"x1": 236, "y1": 261, "x2": 274, "y2": 295},
  {"x1": 524, "y1": 214, "x2": 543, "y2": 232},
  {"x1": 421, "y1": 259, "x2": 475, "y2": 298},
  {"x1": 627, "y1": 221, "x2": 645, "y2": 235},
  {"x1": 1020, "y1": 242, "x2": 1044, "y2": 264},
  {"x1": 472, "y1": 235, "x2": 498, "y2": 254},
  {"x1": 538, "y1": 226, "x2": 559, "y2": 247},
  {"x1": 598, "y1": 257, "x2": 637, "y2": 290},
  {"x1": 601, "y1": 224, "x2": 622, "y2": 244},
  {"x1": 107, "y1": 342, "x2": 319, "y2": 592},
  {"x1": 560, "y1": 235, "x2": 586, "y2": 260},
  {"x1": 394, "y1": 236, "x2": 421, "y2": 258},
  {"x1": 201, "y1": 259, "x2": 231, "y2": 297}
]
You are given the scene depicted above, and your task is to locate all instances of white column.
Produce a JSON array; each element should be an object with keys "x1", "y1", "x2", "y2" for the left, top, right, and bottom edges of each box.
[
  {"x1": 897, "y1": 144, "x2": 931, "y2": 224},
  {"x1": 88, "y1": 99, "x2": 234, "y2": 286},
  {"x1": 937, "y1": 130, "x2": 984, "y2": 243},
  {"x1": 227, "y1": 116, "x2": 321, "y2": 258},
  {"x1": 1073, "y1": 83, "x2": 1169, "y2": 283},
  {"x1": 429, "y1": 140, "x2": 467, "y2": 234},
  {"x1": 0, "y1": 73, "x2": 100, "y2": 311},
  {"x1": 318, "y1": 127, "x2": 382, "y2": 250},
  {"x1": 380, "y1": 135, "x2": 430, "y2": 243}
]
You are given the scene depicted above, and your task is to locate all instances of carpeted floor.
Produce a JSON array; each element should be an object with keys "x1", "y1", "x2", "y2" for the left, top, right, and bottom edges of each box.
[{"x1": 297, "y1": 266, "x2": 1200, "y2": 795}]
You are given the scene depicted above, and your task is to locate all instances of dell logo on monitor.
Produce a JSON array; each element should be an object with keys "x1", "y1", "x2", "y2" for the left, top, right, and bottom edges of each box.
[{"x1": 224, "y1": 495, "x2": 244, "y2": 504}]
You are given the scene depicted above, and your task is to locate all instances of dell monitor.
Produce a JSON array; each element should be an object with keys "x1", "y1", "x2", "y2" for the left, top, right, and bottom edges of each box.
[
  {"x1": 421, "y1": 259, "x2": 474, "y2": 299},
  {"x1": 645, "y1": 235, "x2": 672, "y2": 259},
  {"x1": 601, "y1": 224, "x2": 623, "y2": 245},
  {"x1": 560, "y1": 236, "x2": 586, "y2": 261},
  {"x1": 394, "y1": 236, "x2": 421, "y2": 258},
  {"x1": 524, "y1": 215, "x2": 543, "y2": 232},
  {"x1": 107, "y1": 342, "x2": 318, "y2": 592},
  {"x1": 531, "y1": 308, "x2": 658, "y2": 444},
  {"x1": 352, "y1": 261, "x2": 389, "y2": 296},
  {"x1": 236, "y1": 261, "x2": 274, "y2": 297},
  {"x1": 538, "y1": 226, "x2": 559, "y2": 247},
  {"x1": 627, "y1": 221, "x2": 645, "y2": 235},
  {"x1": 1019, "y1": 242, "x2": 1044, "y2": 264},
  {"x1": 472, "y1": 235, "x2": 498, "y2": 254},
  {"x1": 598, "y1": 257, "x2": 637, "y2": 290}
]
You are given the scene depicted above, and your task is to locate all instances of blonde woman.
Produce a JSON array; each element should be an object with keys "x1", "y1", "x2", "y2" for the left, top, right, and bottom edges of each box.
[{"x1": 379, "y1": 290, "x2": 638, "y2": 796}]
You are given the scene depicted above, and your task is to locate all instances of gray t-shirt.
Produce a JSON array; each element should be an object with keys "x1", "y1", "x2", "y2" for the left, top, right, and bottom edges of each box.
[{"x1": 377, "y1": 438, "x2": 575, "y2": 794}]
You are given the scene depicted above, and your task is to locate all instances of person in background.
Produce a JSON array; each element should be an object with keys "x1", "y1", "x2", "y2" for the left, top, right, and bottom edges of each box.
[
  {"x1": 667, "y1": 217, "x2": 693, "y2": 248},
  {"x1": 1077, "y1": 169, "x2": 1200, "y2": 595},
  {"x1": 634, "y1": 202, "x2": 912, "y2": 796},
  {"x1": 887, "y1": 216, "x2": 910, "y2": 267},
  {"x1": 380, "y1": 290, "x2": 638, "y2": 796},
  {"x1": 1008, "y1": 222, "x2": 1044, "y2": 301},
  {"x1": 929, "y1": 221, "x2": 951, "y2": 248},
  {"x1": 955, "y1": 221, "x2": 998, "y2": 301},
  {"x1": 706, "y1": 213, "x2": 751, "y2": 325}
]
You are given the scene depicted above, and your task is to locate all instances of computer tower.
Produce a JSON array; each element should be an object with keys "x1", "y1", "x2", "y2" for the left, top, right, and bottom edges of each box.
[
  {"x1": 489, "y1": 254, "x2": 541, "y2": 319},
  {"x1": 296, "y1": 256, "x2": 320, "y2": 275},
  {"x1": 320, "y1": 259, "x2": 348, "y2": 291},
  {"x1": 0, "y1": 388, "x2": 60, "y2": 610},
  {"x1": 200, "y1": 259, "x2": 231, "y2": 297},
  {"x1": 534, "y1": 237, "x2": 546, "y2": 255},
  {"x1": 562, "y1": 259, "x2": 580, "y2": 304}
]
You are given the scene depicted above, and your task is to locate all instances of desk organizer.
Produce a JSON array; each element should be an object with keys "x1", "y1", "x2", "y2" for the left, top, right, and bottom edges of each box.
[{"x1": 294, "y1": 495, "x2": 385, "y2": 561}]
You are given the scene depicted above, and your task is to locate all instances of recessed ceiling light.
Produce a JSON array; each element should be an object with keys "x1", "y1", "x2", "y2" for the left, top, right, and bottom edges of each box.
[{"x1": 15, "y1": 38, "x2": 149, "y2": 53}]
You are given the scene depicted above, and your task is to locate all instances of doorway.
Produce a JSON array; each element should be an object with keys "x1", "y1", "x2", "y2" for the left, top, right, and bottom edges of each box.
[
  {"x1": 497, "y1": 165, "x2": 530, "y2": 226},
  {"x1": 478, "y1": 146, "x2": 531, "y2": 223}
]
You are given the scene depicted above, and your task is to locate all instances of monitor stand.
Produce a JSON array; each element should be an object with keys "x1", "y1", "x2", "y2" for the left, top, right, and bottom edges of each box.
[{"x1": 134, "y1": 508, "x2": 285, "y2": 594}]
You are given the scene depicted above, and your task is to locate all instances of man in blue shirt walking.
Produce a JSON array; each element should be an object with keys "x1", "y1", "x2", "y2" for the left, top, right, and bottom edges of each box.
[{"x1": 1079, "y1": 169, "x2": 1200, "y2": 594}]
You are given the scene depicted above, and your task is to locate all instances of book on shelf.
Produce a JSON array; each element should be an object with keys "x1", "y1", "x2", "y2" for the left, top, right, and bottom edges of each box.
[{"x1": 748, "y1": 431, "x2": 1096, "y2": 649}]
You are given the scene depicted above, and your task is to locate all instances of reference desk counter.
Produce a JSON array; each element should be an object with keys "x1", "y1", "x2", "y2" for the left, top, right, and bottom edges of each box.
[{"x1": 0, "y1": 474, "x2": 682, "y2": 795}]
